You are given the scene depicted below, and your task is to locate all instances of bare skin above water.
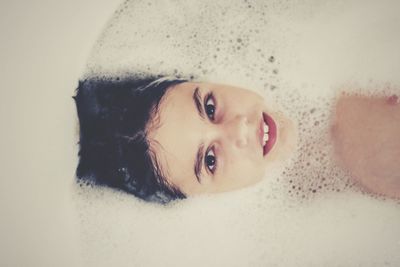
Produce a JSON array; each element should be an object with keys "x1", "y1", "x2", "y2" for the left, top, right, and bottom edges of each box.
[{"x1": 331, "y1": 94, "x2": 400, "y2": 198}]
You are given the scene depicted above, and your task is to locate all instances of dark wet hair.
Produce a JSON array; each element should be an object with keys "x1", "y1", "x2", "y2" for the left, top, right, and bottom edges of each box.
[{"x1": 73, "y1": 76, "x2": 187, "y2": 203}]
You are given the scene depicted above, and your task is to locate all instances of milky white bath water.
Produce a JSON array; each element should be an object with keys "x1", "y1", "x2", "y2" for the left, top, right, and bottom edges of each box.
[{"x1": 74, "y1": 0, "x2": 400, "y2": 266}]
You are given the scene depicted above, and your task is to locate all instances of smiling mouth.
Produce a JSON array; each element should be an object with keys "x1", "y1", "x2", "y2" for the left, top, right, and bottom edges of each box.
[{"x1": 260, "y1": 112, "x2": 277, "y2": 156}]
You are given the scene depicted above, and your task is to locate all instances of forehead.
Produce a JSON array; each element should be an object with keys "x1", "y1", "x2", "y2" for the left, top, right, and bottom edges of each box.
[{"x1": 146, "y1": 82, "x2": 200, "y2": 189}]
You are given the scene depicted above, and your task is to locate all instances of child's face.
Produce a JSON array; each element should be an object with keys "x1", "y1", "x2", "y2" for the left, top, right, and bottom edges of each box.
[{"x1": 146, "y1": 82, "x2": 297, "y2": 195}]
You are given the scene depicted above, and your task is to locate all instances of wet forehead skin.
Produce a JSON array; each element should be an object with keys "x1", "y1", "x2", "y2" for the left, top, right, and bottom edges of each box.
[{"x1": 146, "y1": 82, "x2": 269, "y2": 195}]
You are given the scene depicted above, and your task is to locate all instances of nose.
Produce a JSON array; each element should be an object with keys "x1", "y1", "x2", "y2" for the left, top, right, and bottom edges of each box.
[{"x1": 224, "y1": 115, "x2": 249, "y2": 148}]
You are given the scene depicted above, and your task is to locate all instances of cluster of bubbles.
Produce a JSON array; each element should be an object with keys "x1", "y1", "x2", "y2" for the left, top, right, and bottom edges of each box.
[
  {"x1": 275, "y1": 90, "x2": 357, "y2": 202},
  {"x1": 270, "y1": 79, "x2": 400, "y2": 203},
  {"x1": 85, "y1": 0, "x2": 292, "y2": 91}
]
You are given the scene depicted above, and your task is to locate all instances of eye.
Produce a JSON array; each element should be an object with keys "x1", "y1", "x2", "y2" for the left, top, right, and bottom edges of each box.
[
  {"x1": 204, "y1": 93, "x2": 216, "y2": 121},
  {"x1": 204, "y1": 147, "x2": 217, "y2": 174}
]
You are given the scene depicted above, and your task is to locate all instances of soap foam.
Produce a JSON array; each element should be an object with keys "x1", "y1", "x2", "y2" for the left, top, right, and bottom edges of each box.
[{"x1": 75, "y1": 0, "x2": 400, "y2": 266}]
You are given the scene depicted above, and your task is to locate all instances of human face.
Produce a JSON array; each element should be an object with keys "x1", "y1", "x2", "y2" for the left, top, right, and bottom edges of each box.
[{"x1": 146, "y1": 82, "x2": 296, "y2": 195}]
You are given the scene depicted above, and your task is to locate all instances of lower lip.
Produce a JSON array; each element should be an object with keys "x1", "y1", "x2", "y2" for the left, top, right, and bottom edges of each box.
[{"x1": 263, "y1": 112, "x2": 277, "y2": 156}]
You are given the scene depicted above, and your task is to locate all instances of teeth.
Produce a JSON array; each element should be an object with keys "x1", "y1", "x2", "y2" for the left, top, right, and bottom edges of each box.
[
  {"x1": 263, "y1": 132, "x2": 269, "y2": 144},
  {"x1": 263, "y1": 123, "x2": 269, "y2": 134}
]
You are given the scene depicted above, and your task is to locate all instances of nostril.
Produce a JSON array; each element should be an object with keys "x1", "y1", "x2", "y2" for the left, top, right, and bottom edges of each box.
[{"x1": 225, "y1": 115, "x2": 249, "y2": 148}]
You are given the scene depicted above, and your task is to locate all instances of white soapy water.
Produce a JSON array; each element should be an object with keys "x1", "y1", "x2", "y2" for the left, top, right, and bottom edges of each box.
[{"x1": 75, "y1": 0, "x2": 400, "y2": 266}]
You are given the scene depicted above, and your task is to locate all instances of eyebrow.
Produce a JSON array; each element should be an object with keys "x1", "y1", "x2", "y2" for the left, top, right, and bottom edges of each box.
[
  {"x1": 193, "y1": 87, "x2": 205, "y2": 119},
  {"x1": 194, "y1": 143, "x2": 205, "y2": 183}
]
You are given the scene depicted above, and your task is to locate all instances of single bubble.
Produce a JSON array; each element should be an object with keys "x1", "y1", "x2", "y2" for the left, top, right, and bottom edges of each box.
[{"x1": 268, "y1": 56, "x2": 275, "y2": 63}]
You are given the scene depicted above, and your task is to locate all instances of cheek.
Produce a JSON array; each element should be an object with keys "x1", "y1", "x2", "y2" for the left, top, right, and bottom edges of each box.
[
  {"x1": 244, "y1": 159, "x2": 265, "y2": 182},
  {"x1": 223, "y1": 154, "x2": 265, "y2": 182},
  {"x1": 229, "y1": 93, "x2": 261, "y2": 108}
]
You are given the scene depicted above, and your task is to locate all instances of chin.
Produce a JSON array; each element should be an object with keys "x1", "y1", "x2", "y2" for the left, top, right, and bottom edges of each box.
[{"x1": 268, "y1": 111, "x2": 297, "y2": 163}]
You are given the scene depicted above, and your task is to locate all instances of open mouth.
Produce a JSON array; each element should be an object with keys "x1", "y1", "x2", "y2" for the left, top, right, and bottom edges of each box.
[{"x1": 260, "y1": 112, "x2": 277, "y2": 156}]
